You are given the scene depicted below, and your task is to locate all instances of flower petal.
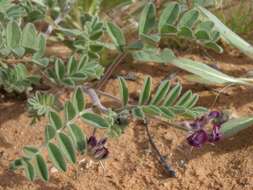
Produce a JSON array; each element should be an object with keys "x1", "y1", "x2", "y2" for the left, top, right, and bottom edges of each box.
[{"x1": 187, "y1": 130, "x2": 208, "y2": 147}]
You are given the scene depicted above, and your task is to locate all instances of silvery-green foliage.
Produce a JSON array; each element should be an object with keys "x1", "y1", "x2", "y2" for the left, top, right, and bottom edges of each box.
[
  {"x1": 5, "y1": 0, "x2": 253, "y2": 183},
  {"x1": 0, "y1": 63, "x2": 40, "y2": 93},
  {"x1": 48, "y1": 55, "x2": 104, "y2": 87},
  {"x1": 27, "y1": 92, "x2": 60, "y2": 124},
  {"x1": 59, "y1": 14, "x2": 105, "y2": 58},
  {"x1": 120, "y1": 77, "x2": 207, "y2": 120},
  {"x1": 157, "y1": 2, "x2": 222, "y2": 53},
  {"x1": 11, "y1": 77, "x2": 207, "y2": 181},
  {"x1": 0, "y1": 21, "x2": 46, "y2": 57}
]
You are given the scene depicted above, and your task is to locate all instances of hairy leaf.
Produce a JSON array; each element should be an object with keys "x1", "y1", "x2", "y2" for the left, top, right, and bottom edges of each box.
[
  {"x1": 45, "y1": 125, "x2": 56, "y2": 143},
  {"x1": 57, "y1": 132, "x2": 76, "y2": 164},
  {"x1": 64, "y1": 101, "x2": 76, "y2": 121},
  {"x1": 22, "y1": 23, "x2": 37, "y2": 49},
  {"x1": 139, "y1": 76, "x2": 152, "y2": 105},
  {"x1": 82, "y1": 112, "x2": 109, "y2": 128},
  {"x1": 6, "y1": 21, "x2": 21, "y2": 49},
  {"x1": 23, "y1": 146, "x2": 39, "y2": 158},
  {"x1": 49, "y1": 111, "x2": 62, "y2": 130},
  {"x1": 21, "y1": 160, "x2": 36, "y2": 181},
  {"x1": 163, "y1": 83, "x2": 182, "y2": 106},
  {"x1": 106, "y1": 22, "x2": 126, "y2": 52},
  {"x1": 47, "y1": 143, "x2": 67, "y2": 172},
  {"x1": 68, "y1": 124, "x2": 87, "y2": 154},
  {"x1": 72, "y1": 87, "x2": 85, "y2": 113},
  {"x1": 34, "y1": 154, "x2": 49, "y2": 182},
  {"x1": 178, "y1": 9, "x2": 199, "y2": 28},
  {"x1": 139, "y1": 2, "x2": 156, "y2": 35},
  {"x1": 159, "y1": 2, "x2": 180, "y2": 32},
  {"x1": 118, "y1": 77, "x2": 128, "y2": 107},
  {"x1": 150, "y1": 80, "x2": 170, "y2": 105}
]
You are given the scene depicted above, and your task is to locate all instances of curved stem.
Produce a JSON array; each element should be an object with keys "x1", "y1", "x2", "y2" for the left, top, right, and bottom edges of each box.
[{"x1": 143, "y1": 121, "x2": 176, "y2": 177}]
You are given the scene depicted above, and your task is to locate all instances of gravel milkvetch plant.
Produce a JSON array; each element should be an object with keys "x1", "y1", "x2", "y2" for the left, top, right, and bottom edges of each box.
[{"x1": 0, "y1": 0, "x2": 253, "y2": 182}]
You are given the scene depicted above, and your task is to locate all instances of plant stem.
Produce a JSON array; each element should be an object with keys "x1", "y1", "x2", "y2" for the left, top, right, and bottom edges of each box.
[
  {"x1": 45, "y1": 0, "x2": 76, "y2": 36},
  {"x1": 96, "y1": 53, "x2": 127, "y2": 90},
  {"x1": 82, "y1": 87, "x2": 108, "y2": 113},
  {"x1": 143, "y1": 121, "x2": 176, "y2": 177},
  {"x1": 96, "y1": 90, "x2": 122, "y2": 103}
]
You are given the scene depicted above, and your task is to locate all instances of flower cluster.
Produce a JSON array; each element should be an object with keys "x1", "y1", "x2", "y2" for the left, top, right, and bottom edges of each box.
[
  {"x1": 186, "y1": 111, "x2": 229, "y2": 148},
  {"x1": 87, "y1": 136, "x2": 109, "y2": 161}
]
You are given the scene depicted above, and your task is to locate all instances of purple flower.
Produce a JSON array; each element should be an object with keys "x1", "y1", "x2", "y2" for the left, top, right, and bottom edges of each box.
[
  {"x1": 187, "y1": 130, "x2": 208, "y2": 148},
  {"x1": 87, "y1": 136, "x2": 109, "y2": 161},
  {"x1": 186, "y1": 111, "x2": 228, "y2": 148},
  {"x1": 189, "y1": 116, "x2": 209, "y2": 130},
  {"x1": 208, "y1": 125, "x2": 222, "y2": 142}
]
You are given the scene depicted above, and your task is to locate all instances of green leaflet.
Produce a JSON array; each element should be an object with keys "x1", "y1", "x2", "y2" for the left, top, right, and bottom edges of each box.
[
  {"x1": 178, "y1": 9, "x2": 199, "y2": 28},
  {"x1": 34, "y1": 154, "x2": 49, "y2": 182},
  {"x1": 106, "y1": 22, "x2": 126, "y2": 52},
  {"x1": 22, "y1": 23, "x2": 37, "y2": 50},
  {"x1": 150, "y1": 80, "x2": 170, "y2": 105},
  {"x1": 118, "y1": 77, "x2": 128, "y2": 107},
  {"x1": 49, "y1": 111, "x2": 62, "y2": 130},
  {"x1": 6, "y1": 21, "x2": 21, "y2": 49},
  {"x1": 71, "y1": 87, "x2": 85, "y2": 113},
  {"x1": 159, "y1": 2, "x2": 180, "y2": 33},
  {"x1": 204, "y1": 42, "x2": 223, "y2": 53},
  {"x1": 138, "y1": 2, "x2": 156, "y2": 35},
  {"x1": 64, "y1": 101, "x2": 76, "y2": 121},
  {"x1": 68, "y1": 124, "x2": 87, "y2": 154},
  {"x1": 45, "y1": 125, "x2": 56, "y2": 143},
  {"x1": 163, "y1": 83, "x2": 182, "y2": 106},
  {"x1": 82, "y1": 112, "x2": 109, "y2": 128},
  {"x1": 183, "y1": 94, "x2": 199, "y2": 108},
  {"x1": 139, "y1": 76, "x2": 152, "y2": 105},
  {"x1": 159, "y1": 106, "x2": 175, "y2": 119},
  {"x1": 160, "y1": 24, "x2": 177, "y2": 34},
  {"x1": 21, "y1": 159, "x2": 36, "y2": 181},
  {"x1": 23, "y1": 146, "x2": 39, "y2": 158},
  {"x1": 221, "y1": 117, "x2": 253, "y2": 138},
  {"x1": 195, "y1": 30, "x2": 210, "y2": 41},
  {"x1": 47, "y1": 143, "x2": 67, "y2": 172},
  {"x1": 142, "y1": 105, "x2": 161, "y2": 117},
  {"x1": 175, "y1": 90, "x2": 192, "y2": 106},
  {"x1": 177, "y1": 26, "x2": 193, "y2": 39},
  {"x1": 67, "y1": 56, "x2": 78, "y2": 76},
  {"x1": 57, "y1": 132, "x2": 76, "y2": 164},
  {"x1": 55, "y1": 59, "x2": 65, "y2": 81},
  {"x1": 195, "y1": 21, "x2": 215, "y2": 32}
]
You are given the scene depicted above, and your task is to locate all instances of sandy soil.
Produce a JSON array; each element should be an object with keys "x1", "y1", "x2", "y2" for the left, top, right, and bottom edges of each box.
[{"x1": 1, "y1": 50, "x2": 253, "y2": 190}]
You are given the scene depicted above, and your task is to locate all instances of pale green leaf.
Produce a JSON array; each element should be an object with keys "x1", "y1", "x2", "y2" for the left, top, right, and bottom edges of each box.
[
  {"x1": 139, "y1": 76, "x2": 152, "y2": 105},
  {"x1": 34, "y1": 154, "x2": 49, "y2": 182},
  {"x1": 82, "y1": 112, "x2": 109, "y2": 128},
  {"x1": 57, "y1": 132, "x2": 76, "y2": 164},
  {"x1": 47, "y1": 143, "x2": 67, "y2": 172},
  {"x1": 118, "y1": 77, "x2": 128, "y2": 107}
]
